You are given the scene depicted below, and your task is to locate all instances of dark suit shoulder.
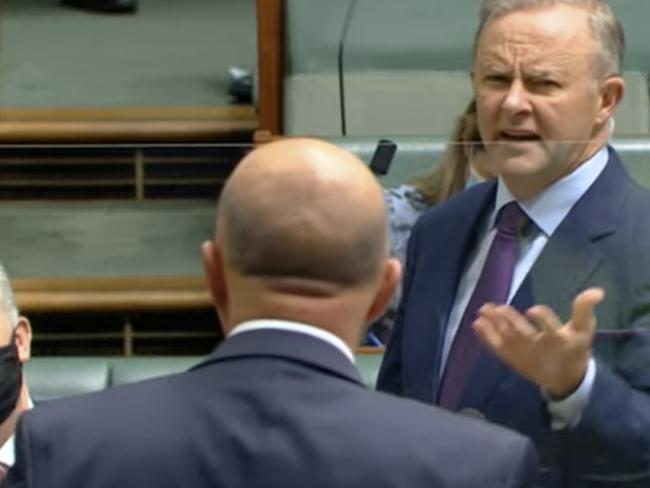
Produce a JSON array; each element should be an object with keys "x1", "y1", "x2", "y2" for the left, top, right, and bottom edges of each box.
[
  {"x1": 15, "y1": 362, "x2": 538, "y2": 488},
  {"x1": 21, "y1": 372, "x2": 188, "y2": 453},
  {"x1": 349, "y1": 389, "x2": 539, "y2": 487}
]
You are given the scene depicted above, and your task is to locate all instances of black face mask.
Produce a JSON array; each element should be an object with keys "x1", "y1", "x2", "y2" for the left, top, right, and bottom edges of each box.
[{"x1": 0, "y1": 335, "x2": 22, "y2": 425}]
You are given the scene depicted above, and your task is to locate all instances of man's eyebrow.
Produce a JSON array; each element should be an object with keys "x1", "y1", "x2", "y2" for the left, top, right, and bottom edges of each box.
[
  {"x1": 525, "y1": 67, "x2": 561, "y2": 78},
  {"x1": 477, "y1": 62, "x2": 510, "y2": 73}
]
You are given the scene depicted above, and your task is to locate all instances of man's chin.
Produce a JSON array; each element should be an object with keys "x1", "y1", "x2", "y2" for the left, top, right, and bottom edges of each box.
[
  {"x1": 492, "y1": 139, "x2": 543, "y2": 156},
  {"x1": 498, "y1": 161, "x2": 556, "y2": 200},
  {"x1": 497, "y1": 157, "x2": 546, "y2": 175},
  {"x1": 498, "y1": 156, "x2": 549, "y2": 183}
]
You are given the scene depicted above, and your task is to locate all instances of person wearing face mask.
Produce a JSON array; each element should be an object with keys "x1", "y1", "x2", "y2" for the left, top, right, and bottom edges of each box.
[
  {"x1": 0, "y1": 264, "x2": 33, "y2": 480},
  {"x1": 367, "y1": 100, "x2": 496, "y2": 345}
]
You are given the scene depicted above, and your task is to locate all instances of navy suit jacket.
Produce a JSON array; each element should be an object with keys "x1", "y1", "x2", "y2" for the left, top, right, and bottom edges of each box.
[
  {"x1": 4, "y1": 329, "x2": 538, "y2": 488},
  {"x1": 377, "y1": 147, "x2": 650, "y2": 487}
]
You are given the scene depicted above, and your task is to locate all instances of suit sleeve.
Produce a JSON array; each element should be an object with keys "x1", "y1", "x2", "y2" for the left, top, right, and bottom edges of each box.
[
  {"x1": 2, "y1": 415, "x2": 34, "y2": 488},
  {"x1": 376, "y1": 216, "x2": 422, "y2": 394},
  {"x1": 563, "y1": 282, "x2": 650, "y2": 485},
  {"x1": 503, "y1": 436, "x2": 540, "y2": 488}
]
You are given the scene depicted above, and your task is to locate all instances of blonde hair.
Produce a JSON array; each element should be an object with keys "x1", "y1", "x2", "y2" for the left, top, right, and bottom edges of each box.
[{"x1": 411, "y1": 100, "x2": 482, "y2": 205}]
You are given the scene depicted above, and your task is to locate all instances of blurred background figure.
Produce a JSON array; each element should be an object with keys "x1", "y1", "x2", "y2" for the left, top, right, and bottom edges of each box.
[{"x1": 367, "y1": 100, "x2": 496, "y2": 344}]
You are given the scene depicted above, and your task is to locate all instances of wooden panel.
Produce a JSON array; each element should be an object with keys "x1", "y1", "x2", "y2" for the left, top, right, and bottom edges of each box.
[
  {"x1": 13, "y1": 276, "x2": 212, "y2": 313},
  {"x1": 12, "y1": 276, "x2": 208, "y2": 291},
  {"x1": 256, "y1": 0, "x2": 284, "y2": 135},
  {"x1": 17, "y1": 291, "x2": 212, "y2": 313},
  {"x1": 0, "y1": 107, "x2": 257, "y2": 143}
]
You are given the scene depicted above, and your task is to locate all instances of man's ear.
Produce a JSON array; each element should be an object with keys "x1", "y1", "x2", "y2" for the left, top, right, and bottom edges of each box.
[
  {"x1": 470, "y1": 69, "x2": 479, "y2": 91},
  {"x1": 14, "y1": 317, "x2": 32, "y2": 364},
  {"x1": 596, "y1": 75, "x2": 625, "y2": 125},
  {"x1": 364, "y1": 258, "x2": 402, "y2": 325},
  {"x1": 201, "y1": 240, "x2": 229, "y2": 326}
]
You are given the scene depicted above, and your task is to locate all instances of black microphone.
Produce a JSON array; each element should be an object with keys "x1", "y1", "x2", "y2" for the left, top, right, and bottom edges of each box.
[
  {"x1": 369, "y1": 139, "x2": 398, "y2": 176},
  {"x1": 338, "y1": 0, "x2": 359, "y2": 136}
]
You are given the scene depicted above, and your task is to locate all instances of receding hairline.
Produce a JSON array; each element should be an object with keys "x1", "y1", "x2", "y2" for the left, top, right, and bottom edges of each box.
[{"x1": 473, "y1": 0, "x2": 625, "y2": 78}]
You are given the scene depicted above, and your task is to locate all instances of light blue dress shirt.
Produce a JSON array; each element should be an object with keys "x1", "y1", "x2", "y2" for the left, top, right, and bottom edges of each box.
[{"x1": 441, "y1": 146, "x2": 609, "y2": 429}]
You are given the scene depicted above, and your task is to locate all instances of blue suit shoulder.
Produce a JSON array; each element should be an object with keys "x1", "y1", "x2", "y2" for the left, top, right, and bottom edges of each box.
[{"x1": 417, "y1": 181, "x2": 494, "y2": 225}]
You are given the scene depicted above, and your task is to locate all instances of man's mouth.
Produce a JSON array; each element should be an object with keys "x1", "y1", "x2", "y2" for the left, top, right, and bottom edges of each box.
[{"x1": 497, "y1": 130, "x2": 541, "y2": 142}]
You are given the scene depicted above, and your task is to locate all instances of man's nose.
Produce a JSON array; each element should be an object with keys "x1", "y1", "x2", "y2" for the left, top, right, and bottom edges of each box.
[{"x1": 501, "y1": 79, "x2": 532, "y2": 116}]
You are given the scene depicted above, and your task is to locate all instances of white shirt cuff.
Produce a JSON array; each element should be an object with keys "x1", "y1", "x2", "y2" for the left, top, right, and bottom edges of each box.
[{"x1": 545, "y1": 357, "x2": 596, "y2": 430}]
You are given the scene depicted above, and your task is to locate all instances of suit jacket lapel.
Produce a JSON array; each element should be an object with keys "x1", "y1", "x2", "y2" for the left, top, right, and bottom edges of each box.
[
  {"x1": 523, "y1": 147, "x2": 624, "y2": 321},
  {"x1": 458, "y1": 147, "x2": 627, "y2": 410},
  {"x1": 523, "y1": 219, "x2": 606, "y2": 321}
]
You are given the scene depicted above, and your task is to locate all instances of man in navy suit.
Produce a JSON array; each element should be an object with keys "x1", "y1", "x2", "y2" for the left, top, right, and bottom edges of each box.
[
  {"x1": 3, "y1": 139, "x2": 538, "y2": 488},
  {"x1": 378, "y1": 1, "x2": 650, "y2": 487}
]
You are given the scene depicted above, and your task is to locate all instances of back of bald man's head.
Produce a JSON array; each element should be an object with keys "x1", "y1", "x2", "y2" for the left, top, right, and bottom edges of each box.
[{"x1": 216, "y1": 138, "x2": 389, "y2": 287}]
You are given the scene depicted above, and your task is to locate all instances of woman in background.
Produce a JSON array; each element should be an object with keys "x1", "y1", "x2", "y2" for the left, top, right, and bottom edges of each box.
[{"x1": 367, "y1": 100, "x2": 496, "y2": 345}]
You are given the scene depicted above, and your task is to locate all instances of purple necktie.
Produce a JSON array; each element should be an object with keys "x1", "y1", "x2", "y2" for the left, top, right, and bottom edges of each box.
[{"x1": 438, "y1": 201, "x2": 528, "y2": 409}]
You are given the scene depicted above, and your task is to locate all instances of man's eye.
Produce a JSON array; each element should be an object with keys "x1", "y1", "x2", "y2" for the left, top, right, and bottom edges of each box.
[
  {"x1": 535, "y1": 79, "x2": 559, "y2": 88},
  {"x1": 485, "y1": 75, "x2": 508, "y2": 84}
]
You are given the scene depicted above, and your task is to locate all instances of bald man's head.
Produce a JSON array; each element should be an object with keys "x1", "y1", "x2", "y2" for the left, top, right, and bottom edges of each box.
[{"x1": 216, "y1": 139, "x2": 388, "y2": 288}]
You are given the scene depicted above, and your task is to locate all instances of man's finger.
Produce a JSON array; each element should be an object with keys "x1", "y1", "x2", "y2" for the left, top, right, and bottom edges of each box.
[
  {"x1": 473, "y1": 317, "x2": 503, "y2": 351},
  {"x1": 490, "y1": 305, "x2": 537, "y2": 337},
  {"x1": 526, "y1": 305, "x2": 561, "y2": 333},
  {"x1": 571, "y1": 287, "x2": 605, "y2": 332},
  {"x1": 477, "y1": 304, "x2": 516, "y2": 338}
]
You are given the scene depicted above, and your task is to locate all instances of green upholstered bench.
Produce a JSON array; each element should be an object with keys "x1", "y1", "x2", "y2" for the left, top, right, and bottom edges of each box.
[
  {"x1": 25, "y1": 351, "x2": 385, "y2": 403},
  {"x1": 328, "y1": 136, "x2": 650, "y2": 190},
  {"x1": 24, "y1": 357, "x2": 201, "y2": 403}
]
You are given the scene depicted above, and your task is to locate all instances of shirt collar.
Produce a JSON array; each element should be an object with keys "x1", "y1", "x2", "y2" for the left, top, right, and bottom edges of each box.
[
  {"x1": 0, "y1": 434, "x2": 14, "y2": 467},
  {"x1": 0, "y1": 397, "x2": 33, "y2": 467},
  {"x1": 493, "y1": 145, "x2": 609, "y2": 236},
  {"x1": 228, "y1": 319, "x2": 356, "y2": 364}
]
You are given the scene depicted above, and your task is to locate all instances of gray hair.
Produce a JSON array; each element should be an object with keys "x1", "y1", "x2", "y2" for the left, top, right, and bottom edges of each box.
[
  {"x1": 474, "y1": 0, "x2": 625, "y2": 78},
  {"x1": 0, "y1": 265, "x2": 19, "y2": 328}
]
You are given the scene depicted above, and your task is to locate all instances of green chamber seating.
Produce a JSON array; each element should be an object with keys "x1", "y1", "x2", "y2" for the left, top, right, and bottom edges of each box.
[
  {"x1": 24, "y1": 357, "x2": 201, "y2": 403},
  {"x1": 25, "y1": 352, "x2": 385, "y2": 403},
  {"x1": 283, "y1": 0, "x2": 650, "y2": 138},
  {"x1": 326, "y1": 136, "x2": 650, "y2": 190}
]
